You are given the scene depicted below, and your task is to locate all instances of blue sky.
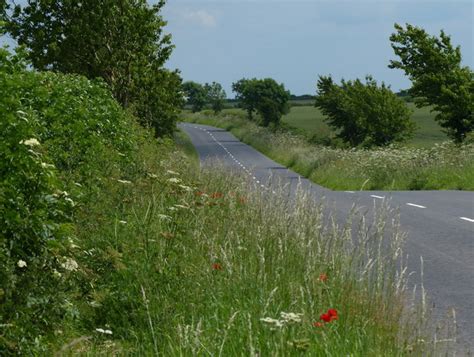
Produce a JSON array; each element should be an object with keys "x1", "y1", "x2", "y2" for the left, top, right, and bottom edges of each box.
[
  {"x1": 162, "y1": 0, "x2": 473, "y2": 96},
  {"x1": 2, "y1": 1, "x2": 472, "y2": 96}
]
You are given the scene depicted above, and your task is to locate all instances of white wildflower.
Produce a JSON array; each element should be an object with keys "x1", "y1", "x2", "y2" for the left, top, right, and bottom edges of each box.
[
  {"x1": 167, "y1": 177, "x2": 181, "y2": 184},
  {"x1": 280, "y1": 312, "x2": 303, "y2": 323},
  {"x1": 20, "y1": 138, "x2": 40, "y2": 147},
  {"x1": 17, "y1": 260, "x2": 27, "y2": 268},
  {"x1": 168, "y1": 207, "x2": 178, "y2": 212},
  {"x1": 178, "y1": 184, "x2": 193, "y2": 192},
  {"x1": 166, "y1": 170, "x2": 179, "y2": 176},
  {"x1": 158, "y1": 214, "x2": 172, "y2": 221},
  {"x1": 117, "y1": 179, "x2": 132, "y2": 184},
  {"x1": 147, "y1": 173, "x2": 158, "y2": 179},
  {"x1": 41, "y1": 162, "x2": 55, "y2": 169},
  {"x1": 61, "y1": 258, "x2": 79, "y2": 271},
  {"x1": 260, "y1": 317, "x2": 284, "y2": 328},
  {"x1": 95, "y1": 328, "x2": 113, "y2": 335},
  {"x1": 119, "y1": 220, "x2": 127, "y2": 224},
  {"x1": 53, "y1": 269, "x2": 62, "y2": 278}
]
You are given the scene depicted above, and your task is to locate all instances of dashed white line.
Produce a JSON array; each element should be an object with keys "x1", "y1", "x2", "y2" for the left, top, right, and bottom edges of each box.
[
  {"x1": 406, "y1": 203, "x2": 426, "y2": 209},
  {"x1": 460, "y1": 217, "x2": 474, "y2": 223},
  {"x1": 370, "y1": 195, "x2": 385, "y2": 199}
]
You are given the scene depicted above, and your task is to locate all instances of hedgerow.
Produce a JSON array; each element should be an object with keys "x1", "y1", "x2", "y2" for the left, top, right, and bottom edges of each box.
[{"x1": 0, "y1": 48, "x2": 141, "y2": 354}]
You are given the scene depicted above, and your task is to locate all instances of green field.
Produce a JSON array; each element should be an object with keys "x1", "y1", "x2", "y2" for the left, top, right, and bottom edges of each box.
[{"x1": 280, "y1": 104, "x2": 447, "y2": 147}]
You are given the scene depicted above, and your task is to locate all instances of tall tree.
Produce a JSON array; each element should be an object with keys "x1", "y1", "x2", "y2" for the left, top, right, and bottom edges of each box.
[
  {"x1": 232, "y1": 78, "x2": 290, "y2": 126},
  {"x1": 6, "y1": 0, "x2": 181, "y2": 137},
  {"x1": 182, "y1": 81, "x2": 207, "y2": 112},
  {"x1": 315, "y1": 75, "x2": 415, "y2": 147},
  {"x1": 389, "y1": 23, "x2": 473, "y2": 142},
  {"x1": 204, "y1": 82, "x2": 226, "y2": 114}
]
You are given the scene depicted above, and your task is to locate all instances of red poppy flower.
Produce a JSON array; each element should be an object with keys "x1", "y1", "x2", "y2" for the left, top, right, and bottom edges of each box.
[
  {"x1": 320, "y1": 309, "x2": 338, "y2": 323},
  {"x1": 212, "y1": 263, "x2": 222, "y2": 271},
  {"x1": 319, "y1": 273, "x2": 328, "y2": 282},
  {"x1": 313, "y1": 321, "x2": 324, "y2": 327}
]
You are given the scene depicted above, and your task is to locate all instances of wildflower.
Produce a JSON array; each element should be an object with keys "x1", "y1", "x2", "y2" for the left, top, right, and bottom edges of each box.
[
  {"x1": 167, "y1": 177, "x2": 181, "y2": 184},
  {"x1": 17, "y1": 260, "x2": 27, "y2": 268},
  {"x1": 178, "y1": 184, "x2": 193, "y2": 192},
  {"x1": 319, "y1": 273, "x2": 328, "y2": 282},
  {"x1": 210, "y1": 192, "x2": 224, "y2": 199},
  {"x1": 61, "y1": 258, "x2": 79, "y2": 271},
  {"x1": 20, "y1": 138, "x2": 40, "y2": 147},
  {"x1": 195, "y1": 191, "x2": 207, "y2": 197},
  {"x1": 158, "y1": 214, "x2": 172, "y2": 221},
  {"x1": 212, "y1": 263, "x2": 222, "y2": 271},
  {"x1": 53, "y1": 269, "x2": 62, "y2": 278},
  {"x1": 117, "y1": 179, "x2": 132, "y2": 184},
  {"x1": 320, "y1": 309, "x2": 338, "y2": 323},
  {"x1": 119, "y1": 220, "x2": 127, "y2": 224},
  {"x1": 95, "y1": 328, "x2": 113, "y2": 335},
  {"x1": 260, "y1": 317, "x2": 284, "y2": 328},
  {"x1": 41, "y1": 162, "x2": 55, "y2": 169},
  {"x1": 313, "y1": 322, "x2": 323, "y2": 327},
  {"x1": 166, "y1": 170, "x2": 179, "y2": 176},
  {"x1": 147, "y1": 173, "x2": 158, "y2": 179},
  {"x1": 280, "y1": 312, "x2": 303, "y2": 323}
]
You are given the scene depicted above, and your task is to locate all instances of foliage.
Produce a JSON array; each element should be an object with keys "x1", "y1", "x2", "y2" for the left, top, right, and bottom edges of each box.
[
  {"x1": 232, "y1": 78, "x2": 290, "y2": 126},
  {"x1": 204, "y1": 81, "x2": 227, "y2": 114},
  {"x1": 182, "y1": 81, "x2": 208, "y2": 112},
  {"x1": 0, "y1": 49, "x2": 140, "y2": 354},
  {"x1": 389, "y1": 23, "x2": 474, "y2": 142},
  {"x1": 315, "y1": 75, "x2": 415, "y2": 147},
  {"x1": 6, "y1": 0, "x2": 180, "y2": 137}
]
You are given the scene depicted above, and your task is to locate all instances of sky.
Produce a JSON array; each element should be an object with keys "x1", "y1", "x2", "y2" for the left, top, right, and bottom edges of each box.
[
  {"x1": 1, "y1": 1, "x2": 472, "y2": 96},
  {"x1": 161, "y1": 0, "x2": 473, "y2": 96}
]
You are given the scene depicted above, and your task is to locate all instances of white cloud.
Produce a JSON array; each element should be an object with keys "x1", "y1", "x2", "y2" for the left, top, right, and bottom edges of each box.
[{"x1": 183, "y1": 9, "x2": 217, "y2": 28}]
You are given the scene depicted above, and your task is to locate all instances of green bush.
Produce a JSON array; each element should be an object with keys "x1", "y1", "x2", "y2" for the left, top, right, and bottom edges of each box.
[{"x1": 0, "y1": 48, "x2": 141, "y2": 353}]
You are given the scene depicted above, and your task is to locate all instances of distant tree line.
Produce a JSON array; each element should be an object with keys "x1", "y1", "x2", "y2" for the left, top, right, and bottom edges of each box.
[{"x1": 2, "y1": 0, "x2": 184, "y2": 137}]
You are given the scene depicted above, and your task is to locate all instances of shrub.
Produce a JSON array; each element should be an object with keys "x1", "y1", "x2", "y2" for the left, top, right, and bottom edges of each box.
[
  {"x1": 315, "y1": 75, "x2": 416, "y2": 147},
  {"x1": 0, "y1": 48, "x2": 141, "y2": 353}
]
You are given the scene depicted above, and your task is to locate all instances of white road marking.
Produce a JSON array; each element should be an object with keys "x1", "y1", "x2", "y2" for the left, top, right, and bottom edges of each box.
[
  {"x1": 345, "y1": 191, "x2": 355, "y2": 193},
  {"x1": 370, "y1": 195, "x2": 385, "y2": 199},
  {"x1": 406, "y1": 203, "x2": 426, "y2": 209},
  {"x1": 460, "y1": 217, "x2": 474, "y2": 223}
]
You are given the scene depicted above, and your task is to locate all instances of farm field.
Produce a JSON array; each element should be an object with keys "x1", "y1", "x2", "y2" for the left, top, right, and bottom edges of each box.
[
  {"x1": 220, "y1": 104, "x2": 447, "y2": 148},
  {"x1": 281, "y1": 104, "x2": 447, "y2": 148}
]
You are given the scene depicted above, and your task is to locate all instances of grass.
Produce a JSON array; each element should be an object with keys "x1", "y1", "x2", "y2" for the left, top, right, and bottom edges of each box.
[
  {"x1": 52, "y1": 134, "x2": 453, "y2": 355},
  {"x1": 220, "y1": 104, "x2": 448, "y2": 148},
  {"x1": 183, "y1": 111, "x2": 474, "y2": 191}
]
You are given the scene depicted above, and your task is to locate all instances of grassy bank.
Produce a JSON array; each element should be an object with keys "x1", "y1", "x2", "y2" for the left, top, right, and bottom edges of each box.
[{"x1": 183, "y1": 111, "x2": 474, "y2": 191}]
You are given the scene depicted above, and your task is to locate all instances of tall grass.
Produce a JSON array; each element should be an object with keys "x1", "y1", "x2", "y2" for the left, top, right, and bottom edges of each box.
[
  {"x1": 49, "y1": 133, "x2": 456, "y2": 355},
  {"x1": 183, "y1": 111, "x2": 474, "y2": 191}
]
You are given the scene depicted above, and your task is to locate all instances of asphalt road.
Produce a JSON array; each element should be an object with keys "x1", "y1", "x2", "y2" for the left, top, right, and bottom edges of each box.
[{"x1": 179, "y1": 122, "x2": 474, "y2": 350}]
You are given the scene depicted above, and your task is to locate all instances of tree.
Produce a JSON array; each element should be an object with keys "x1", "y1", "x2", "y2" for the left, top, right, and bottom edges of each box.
[
  {"x1": 389, "y1": 23, "x2": 473, "y2": 142},
  {"x1": 6, "y1": 0, "x2": 181, "y2": 137},
  {"x1": 232, "y1": 78, "x2": 290, "y2": 126},
  {"x1": 182, "y1": 81, "x2": 207, "y2": 112},
  {"x1": 204, "y1": 82, "x2": 226, "y2": 114},
  {"x1": 315, "y1": 75, "x2": 415, "y2": 147}
]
